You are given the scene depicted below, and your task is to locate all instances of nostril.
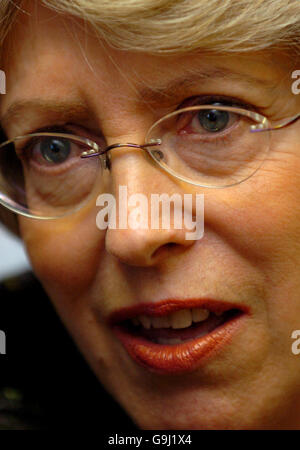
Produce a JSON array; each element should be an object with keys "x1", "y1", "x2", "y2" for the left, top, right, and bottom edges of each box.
[
  {"x1": 152, "y1": 242, "x2": 180, "y2": 260},
  {"x1": 165, "y1": 242, "x2": 177, "y2": 248}
]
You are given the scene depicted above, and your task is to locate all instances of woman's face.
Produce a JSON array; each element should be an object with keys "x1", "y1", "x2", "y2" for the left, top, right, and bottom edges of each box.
[{"x1": 1, "y1": 3, "x2": 300, "y2": 429}]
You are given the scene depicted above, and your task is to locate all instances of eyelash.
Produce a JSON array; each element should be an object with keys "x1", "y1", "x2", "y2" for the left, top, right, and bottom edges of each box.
[{"x1": 177, "y1": 94, "x2": 255, "y2": 111}]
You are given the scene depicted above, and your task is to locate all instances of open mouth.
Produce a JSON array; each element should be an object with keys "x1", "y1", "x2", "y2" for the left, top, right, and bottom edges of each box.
[
  {"x1": 120, "y1": 308, "x2": 241, "y2": 345},
  {"x1": 110, "y1": 300, "x2": 248, "y2": 374}
]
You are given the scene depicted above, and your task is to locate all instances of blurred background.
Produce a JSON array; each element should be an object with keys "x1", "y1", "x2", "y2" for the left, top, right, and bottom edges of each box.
[
  {"x1": 0, "y1": 223, "x2": 31, "y2": 281},
  {"x1": 0, "y1": 222, "x2": 135, "y2": 429}
]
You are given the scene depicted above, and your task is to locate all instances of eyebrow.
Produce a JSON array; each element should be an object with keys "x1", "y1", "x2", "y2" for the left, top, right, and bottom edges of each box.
[
  {"x1": 0, "y1": 67, "x2": 276, "y2": 129},
  {"x1": 0, "y1": 99, "x2": 92, "y2": 131},
  {"x1": 137, "y1": 67, "x2": 277, "y2": 104}
]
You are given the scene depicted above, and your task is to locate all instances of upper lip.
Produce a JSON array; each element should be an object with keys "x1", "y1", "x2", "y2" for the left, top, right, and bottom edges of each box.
[{"x1": 108, "y1": 298, "x2": 250, "y2": 326}]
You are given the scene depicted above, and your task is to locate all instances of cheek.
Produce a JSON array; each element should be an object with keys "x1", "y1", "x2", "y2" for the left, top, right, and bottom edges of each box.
[
  {"x1": 228, "y1": 139, "x2": 300, "y2": 260},
  {"x1": 226, "y1": 141, "x2": 300, "y2": 315},
  {"x1": 19, "y1": 211, "x2": 105, "y2": 299}
]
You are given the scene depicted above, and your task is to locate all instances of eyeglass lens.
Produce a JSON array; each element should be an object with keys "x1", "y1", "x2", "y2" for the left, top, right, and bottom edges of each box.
[{"x1": 0, "y1": 106, "x2": 270, "y2": 218}]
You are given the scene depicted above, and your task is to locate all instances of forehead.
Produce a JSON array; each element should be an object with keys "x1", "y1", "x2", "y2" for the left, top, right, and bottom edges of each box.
[
  {"x1": 0, "y1": 1, "x2": 296, "y2": 132},
  {"x1": 4, "y1": 3, "x2": 290, "y2": 79}
]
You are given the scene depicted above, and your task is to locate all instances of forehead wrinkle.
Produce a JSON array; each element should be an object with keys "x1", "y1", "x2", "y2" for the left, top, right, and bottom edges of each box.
[
  {"x1": 0, "y1": 65, "x2": 279, "y2": 131},
  {"x1": 137, "y1": 66, "x2": 277, "y2": 105}
]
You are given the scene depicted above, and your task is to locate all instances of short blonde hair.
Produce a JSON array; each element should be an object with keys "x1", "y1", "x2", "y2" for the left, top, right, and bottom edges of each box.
[
  {"x1": 0, "y1": 0, "x2": 299, "y2": 234},
  {"x1": 1, "y1": 0, "x2": 300, "y2": 55}
]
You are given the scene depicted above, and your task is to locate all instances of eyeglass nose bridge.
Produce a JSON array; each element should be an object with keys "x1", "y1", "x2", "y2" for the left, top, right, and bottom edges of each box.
[{"x1": 80, "y1": 139, "x2": 162, "y2": 165}]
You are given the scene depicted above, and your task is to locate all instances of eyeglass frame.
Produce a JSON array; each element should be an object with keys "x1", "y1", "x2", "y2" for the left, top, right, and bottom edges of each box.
[
  {"x1": 0, "y1": 104, "x2": 299, "y2": 219},
  {"x1": 78, "y1": 105, "x2": 300, "y2": 189},
  {"x1": 79, "y1": 106, "x2": 300, "y2": 184}
]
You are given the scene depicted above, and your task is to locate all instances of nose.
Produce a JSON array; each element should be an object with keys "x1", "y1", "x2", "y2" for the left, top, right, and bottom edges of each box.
[{"x1": 102, "y1": 143, "x2": 195, "y2": 267}]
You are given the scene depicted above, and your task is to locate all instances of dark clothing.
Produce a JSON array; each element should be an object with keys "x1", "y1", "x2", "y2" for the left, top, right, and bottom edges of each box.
[{"x1": 0, "y1": 272, "x2": 136, "y2": 430}]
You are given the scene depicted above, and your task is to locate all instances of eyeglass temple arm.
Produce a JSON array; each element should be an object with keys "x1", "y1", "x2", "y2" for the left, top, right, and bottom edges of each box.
[
  {"x1": 80, "y1": 111, "x2": 299, "y2": 157},
  {"x1": 251, "y1": 113, "x2": 300, "y2": 133},
  {"x1": 80, "y1": 140, "x2": 161, "y2": 158}
]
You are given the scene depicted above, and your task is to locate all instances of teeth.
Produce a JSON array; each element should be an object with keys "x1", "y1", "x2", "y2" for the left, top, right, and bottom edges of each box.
[
  {"x1": 131, "y1": 307, "x2": 212, "y2": 329},
  {"x1": 192, "y1": 308, "x2": 210, "y2": 323},
  {"x1": 151, "y1": 316, "x2": 171, "y2": 329},
  {"x1": 170, "y1": 309, "x2": 192, "y2": 329},
  {"x1": 139, "y1": 315, "x2": 151, "y2": 329}
]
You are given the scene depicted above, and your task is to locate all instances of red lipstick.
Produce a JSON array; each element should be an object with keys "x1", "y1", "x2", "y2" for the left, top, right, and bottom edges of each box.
[{"x1": 110, "y1": 299, "x2": 249, "y2": 374}]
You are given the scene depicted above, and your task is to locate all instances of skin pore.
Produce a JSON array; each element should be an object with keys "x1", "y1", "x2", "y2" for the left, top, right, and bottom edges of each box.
[{"x1": 1, "y1": 2, "x2": 300, "y2": 429}]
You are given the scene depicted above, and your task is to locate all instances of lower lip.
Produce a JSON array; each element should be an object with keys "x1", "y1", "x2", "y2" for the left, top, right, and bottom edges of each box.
[{"x1": 113, "y1": 313, "x2": 246, "y2": 374}]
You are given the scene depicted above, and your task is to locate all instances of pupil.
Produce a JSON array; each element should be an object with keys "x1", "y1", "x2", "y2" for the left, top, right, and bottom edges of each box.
[
  {"x1": 198, "y1": 109, "x2": 229, "y2": 132},
  {"x1": 41, "y1": 138, "x2": 71, "y2": 163}
]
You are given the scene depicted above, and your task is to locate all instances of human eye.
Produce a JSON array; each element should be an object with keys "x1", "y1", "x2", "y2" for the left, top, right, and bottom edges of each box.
[
  {"x1": 20, "y1": 135, "x2": 81, "y2": 173},
  {"x1": 0, "y1": 125, "x2": 103, "y2": 215},
  {"x1": 177, "y1": 105, "x2": 238, "y2": 137},
  {"x1": 14, "y1": 127, "x2": 99, "y2": 174},
  {"x1": 146, "y1": 94, "x2": 268, "y2": 186},
  {"x1": 175, "y1": 96, "x2": 254, "y2": 140}
]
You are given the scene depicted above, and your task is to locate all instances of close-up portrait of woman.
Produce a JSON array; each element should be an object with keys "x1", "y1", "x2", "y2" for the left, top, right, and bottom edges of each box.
[{"x1": 0, "y1": 0, "x2": 299, "y2": 431}]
